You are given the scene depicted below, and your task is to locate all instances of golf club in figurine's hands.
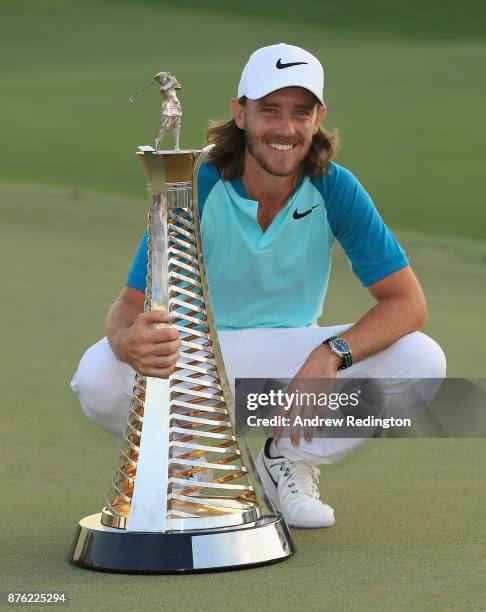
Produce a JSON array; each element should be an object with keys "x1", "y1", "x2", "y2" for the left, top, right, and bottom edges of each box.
[
  {"x1": 69, "y1": 71, "x2": 294, "y2": 573},
  {"x1": 129, "y1": 71, "x2": 182, "y2": 151}
]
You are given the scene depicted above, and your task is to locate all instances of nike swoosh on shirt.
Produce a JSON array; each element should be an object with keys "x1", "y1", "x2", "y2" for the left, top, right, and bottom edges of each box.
[
  {"x1": 293, "y1": 204, "x2": 321, "y2": 220},
  {"x1": 276, "y1": 58, "x2": 309, "y2": 69}
]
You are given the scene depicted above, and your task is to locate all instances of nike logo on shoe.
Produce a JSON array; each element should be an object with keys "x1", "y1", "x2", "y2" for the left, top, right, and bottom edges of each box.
[
  {"x1": 293, "y1": 204, "x2": 321, "y2": 220},
  {"x1": 256, "y1": 439, "x2": 336, "y2": 528},
  {"x1": 276, "y1": 58, "x2": 309, "y2": 69}
]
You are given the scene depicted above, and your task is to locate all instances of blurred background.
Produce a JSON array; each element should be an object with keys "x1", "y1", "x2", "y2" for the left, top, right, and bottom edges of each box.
[{"x1": 1, "y1": 1, "x2": 485, "y2": 609}]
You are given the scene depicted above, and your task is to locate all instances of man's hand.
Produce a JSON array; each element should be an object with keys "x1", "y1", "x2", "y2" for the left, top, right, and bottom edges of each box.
[
  {"x1": 106, "y1": 286, "x2": 180, "y2": 379},
  {"x1": 274, "y1": 344, "x2": 341, "y2": 445},
  {"x1": 112, "y1": 310, "x2": 180, "y2": 379}
]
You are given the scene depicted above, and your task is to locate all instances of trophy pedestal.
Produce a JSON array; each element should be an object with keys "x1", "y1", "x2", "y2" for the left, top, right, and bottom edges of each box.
[{"x1": 70, "y1": 512, "x2": 294, "y2": 573}]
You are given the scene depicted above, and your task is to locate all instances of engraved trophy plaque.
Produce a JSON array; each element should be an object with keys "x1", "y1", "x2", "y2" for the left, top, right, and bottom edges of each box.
[{"x1": 69, "y1": 72, "x2": 294, "y2": 573}]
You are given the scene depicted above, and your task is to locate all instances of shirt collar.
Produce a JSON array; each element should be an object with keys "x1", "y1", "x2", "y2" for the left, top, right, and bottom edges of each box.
[{"x1": 231, "y1": 173, "x2": 306, "y2": 200}]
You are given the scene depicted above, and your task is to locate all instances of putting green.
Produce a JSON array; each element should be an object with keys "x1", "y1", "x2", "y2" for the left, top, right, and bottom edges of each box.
[
  {"x1": 1, "y1": 182, "x2": 484, "y2": 610},
  {"x1": 1, "y1": 1, "x2": 484, "y2": 606}
]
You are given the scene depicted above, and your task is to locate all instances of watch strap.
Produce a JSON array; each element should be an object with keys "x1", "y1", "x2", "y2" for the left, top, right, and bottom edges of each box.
[{"x1": 322, "y1": 336, "x2": 353, "y2": 371}]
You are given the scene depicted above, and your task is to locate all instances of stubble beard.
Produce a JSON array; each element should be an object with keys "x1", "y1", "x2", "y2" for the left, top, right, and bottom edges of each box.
[{"x1": 245, "y1": 129, "x2": 311, "y2": 177}]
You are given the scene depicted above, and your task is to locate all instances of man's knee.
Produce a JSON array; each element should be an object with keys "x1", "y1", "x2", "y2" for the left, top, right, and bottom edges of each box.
[
  {"x1": 71, "y1": 337, "x2": 135, "y2": 435},
  {"x1": 393, "y1": 331, "x2": 447, "y2": 379}
]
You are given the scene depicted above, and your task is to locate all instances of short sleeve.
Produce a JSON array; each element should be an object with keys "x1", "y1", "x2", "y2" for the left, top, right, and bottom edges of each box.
[
  {"x1": 318, "y1": 163, "x2": 409, "y2": 287},
  {"x1": 126, "y1": 231, "x2": 148, "y2": 291}
]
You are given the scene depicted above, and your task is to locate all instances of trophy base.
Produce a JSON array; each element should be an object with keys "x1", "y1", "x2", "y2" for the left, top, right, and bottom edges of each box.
[{"x1": 69, "y1": 512, "x2": 294, "y2": 573}]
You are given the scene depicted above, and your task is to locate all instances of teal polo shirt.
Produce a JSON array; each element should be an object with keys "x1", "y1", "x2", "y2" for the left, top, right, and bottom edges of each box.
[{"x1": 126, "y1": 162, "x2": 408, "y2": 330}]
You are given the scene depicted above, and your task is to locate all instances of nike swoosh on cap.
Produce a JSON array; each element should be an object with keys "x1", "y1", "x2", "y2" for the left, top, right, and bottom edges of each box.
[
  {"x1": 293, "y1": 204, "x2": 321, "y2": 220},
  {"x1": 276, "y1": 58, "x2": 309, "y2": 69}
]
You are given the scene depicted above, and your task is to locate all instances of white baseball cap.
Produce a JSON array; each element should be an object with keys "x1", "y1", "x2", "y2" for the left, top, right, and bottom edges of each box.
[{"x1": 237, "y1": 43, "x2": 325, "y2": 106}]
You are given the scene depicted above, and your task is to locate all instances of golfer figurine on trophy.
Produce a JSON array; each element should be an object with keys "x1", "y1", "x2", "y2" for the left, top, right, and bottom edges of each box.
[
  {"x1": 154, "y1": 72, "x2": 182, "y2": 151},
  {"x1": 129, "y1": 71, "x2": 182, "y2": 151},
  {"x1": 69, "y1": 71, "x2": 294, "y2": 573}
]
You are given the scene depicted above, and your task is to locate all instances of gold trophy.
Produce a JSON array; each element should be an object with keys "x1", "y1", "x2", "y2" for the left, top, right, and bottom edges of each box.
[{"x1": 69, "y1": 72, "x2": 294, "y2": 572}]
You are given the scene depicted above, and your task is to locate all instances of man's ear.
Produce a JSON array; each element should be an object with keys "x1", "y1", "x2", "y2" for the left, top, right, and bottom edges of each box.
[
  {"x1": 313, "y1": 105, "x2": 327, "y2": 135},
  {"x1": 230, "y1": 98, "x2": 245, "y2": 129}
]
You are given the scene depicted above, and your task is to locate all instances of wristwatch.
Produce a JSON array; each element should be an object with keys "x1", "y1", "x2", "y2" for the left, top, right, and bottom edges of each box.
[{"x1": 322, "y1": 336, "x2": 353, "y2": 370}]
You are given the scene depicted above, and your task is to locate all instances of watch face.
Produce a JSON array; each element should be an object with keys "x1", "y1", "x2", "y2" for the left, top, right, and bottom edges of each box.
[{"x1": 332, "y1": 338, "x2": 351, "y2": 355}]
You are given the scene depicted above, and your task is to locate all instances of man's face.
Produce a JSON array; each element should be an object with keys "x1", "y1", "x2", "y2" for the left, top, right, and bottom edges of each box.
[{"x1": 231, "y1": 87, "x2": 326, "y2": 177}]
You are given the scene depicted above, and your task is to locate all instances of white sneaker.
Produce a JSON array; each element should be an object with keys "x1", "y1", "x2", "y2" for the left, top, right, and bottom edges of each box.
[{"x1": 256, "y1": 438, "x2": 335, "y2": 528}]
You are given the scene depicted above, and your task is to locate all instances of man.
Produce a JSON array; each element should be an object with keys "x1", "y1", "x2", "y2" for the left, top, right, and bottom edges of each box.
[{"x1": 72, "y1": 43, "x2": 446, "y2": 529}]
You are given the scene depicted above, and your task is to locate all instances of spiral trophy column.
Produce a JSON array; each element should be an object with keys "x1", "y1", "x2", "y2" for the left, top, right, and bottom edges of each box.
[{"x1": 69, "y1": 72, "x2": 294, "y2": 573}]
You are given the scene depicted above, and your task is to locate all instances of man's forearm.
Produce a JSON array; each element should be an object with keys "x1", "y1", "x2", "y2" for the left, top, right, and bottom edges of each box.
[
  {"x1": 106, "y1": 297, "x2": 143, "y2": 353},
  {"x1": 318, "y1": 266, "x2": 428, "y2": 367},
  {"x1": 336, "y1": 294, "x2": 427, "y2": 364}
]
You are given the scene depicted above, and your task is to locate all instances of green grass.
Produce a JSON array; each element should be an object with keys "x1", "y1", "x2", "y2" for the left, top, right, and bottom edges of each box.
[
  {"x1": 149, "y1": 0, "x2": 486, "y2": 40},
  {"x1": 1, "y1": 1, "x2": 485, "y2": 608},
  {"x1": 1, "y1": 182, "x2": 485, "y2": 610},
  {"x1": 1, "y1": 0, "x2": 486, "y2": 238},
  {"x1": 2, "y1": 436, "x2": 485, "y2": 611}
]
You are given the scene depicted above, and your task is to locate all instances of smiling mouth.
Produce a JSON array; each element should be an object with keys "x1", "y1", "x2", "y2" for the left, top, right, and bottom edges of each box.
[{"x1": 266, "y1": 142, "x2": 296, "y2": 152}]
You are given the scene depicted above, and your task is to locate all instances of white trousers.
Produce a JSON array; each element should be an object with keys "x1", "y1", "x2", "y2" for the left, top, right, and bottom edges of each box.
[{"x1": 71, "y1": 325, "x2": 446, "y2": 465}]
